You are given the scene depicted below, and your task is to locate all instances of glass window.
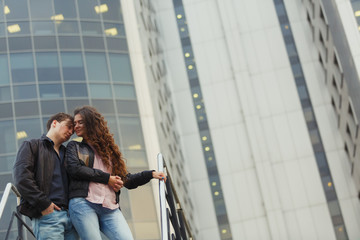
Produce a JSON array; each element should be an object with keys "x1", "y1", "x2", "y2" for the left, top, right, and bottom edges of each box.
[
  {"x1": 0, "y1": 23, "x2": 5, "y2": 37},
  {"x1": 106, "y1": 38, "x2": 128, "y2": 52},
  {"x1": 81, "y1": 21, "x2": 102, "y2": 35},
  {"x1": 83, "y1": 36, "x2": 105, "y2": 50},
  {"x1": 92, "y1": 100, "x2": 115, "y2": 114},
  {"x1": 7, "y1": 22, "x2": 30, "y2": 35},
  {"x1": 123, "y1": 150, "x2": 147, "y2": 168},
  {"x1": 0, "y1": 155, "x2": 17, "y2": 172},
  {"x1": 29, "y1": 0, "x2": 54, "y2": 19},
  {"x1": 16, "y1": 118, "x2": 41, "y2": 146},
  {"x1": 10, "y1": 53, "x2": 36, "y2": 83},
  {"x1": 100, "y1": 0, "x2": 122, "y2": 21},
  {"x1": 39, "y1": 84, "x2": 63, "y2": 99},
  {"x1": 0, "y1": 103, "x2": 13, "y2": 119},
  {"x1": 32, "y1": 21, "x2": 55, "y2": 35},
  {"x1": 104, "y1": 23, "x2": 125, "y2": 37},
  {"x1": 118, "y1": 117, "x2": 145, "y2": 151},
  {"x1": 8, "y1": 37, "x2": 32, "y2": 51},
  {"x1": 0, "y1": 1, "x2": 4, "y2": 22},
  {"x1": 54, "y1": 0, "x2": 77, "y2": 19},
  {"x1": 15, "y1": 101, "x2": 39, "y2": 117},
  {"x1": 291, "y1": 63, "x2": 302, "y2": 78},
  {"x1": 0, "y1": 55, "x2": 10, "y2": 85},
  {"x1": 0, "y1": 87, "x2": 11, "y2": 102},
  {"x1": 65, "y1": 83, "x2": 88, "y2": 97},
  {"x1": 34, "y1": 36, "x2": 57, "y2": 50},
  {"x1": 309, "y1": 129, "x2": 321, "y2": 145},
  {"x1": 36, "y1": 52, "x2": 61, "y2": 82},
  {"x1": 56, "y1": 21, "x2": 79, "y2": 34},
  {"x1": 85, "y1": 52, "x2": 109, "y2": 82},
  {"x1": 116, "y1": 100, "x2": 139, "y2": 115},
  {"x1": 61, "y1": 52, "x2": 86, "y2": 81},
  {"x1": 298, "y1": 85, "x2": 308, "y2": 100},
  {"x1": 13, "y1": 85, "x2": 37, "y2": 100},
  {"x1": 78, "y1": 0, "x2": 100, "y2": 20},
  {"x1": 109, "y1": 54, "x2": 133, "y2": 83},
  {"x1": 58, "y1": 36, "x2": 81, "y2": 49},
  {"x1": 0, "y1": 38, "x2": 7, "y2": 53},
  {"x1": 41, "y1": 100, "x2": 65, "y2": 115},
  {"x1": 5, "y1": 0, "x2": 29, "y2": 20},
  {"x1": 113, "y1": 85, "x2": 136, "y2": 99},
  {"x1": 105, "y1": 116, "x2": 120, "y2": 145},
  {"x1": 67, "y1": 99, "x2": 90, "y2": 113},
  {"x1": 89, "y1": 84, "x2": 112, "y2": 98},
  {"x1": 0, "y1": 120, "x2": 16, "y2": 154}
]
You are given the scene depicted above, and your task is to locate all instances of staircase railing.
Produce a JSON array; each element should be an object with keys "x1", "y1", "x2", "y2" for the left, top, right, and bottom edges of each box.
[
  {"x1": 0, "y1": 183, "x2": 35, "y2": 240},
  {"x1": 157, "y1": 153, "x2": 193, "y2": 240}
]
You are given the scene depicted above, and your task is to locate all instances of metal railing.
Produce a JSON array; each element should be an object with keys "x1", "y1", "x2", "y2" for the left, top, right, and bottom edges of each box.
[
  {"x1": 157, "y1": 153, "x2": 193, "y2": 240},
  {"x1": 0, "y1": 183, "x2": 35, "y2": 240}
]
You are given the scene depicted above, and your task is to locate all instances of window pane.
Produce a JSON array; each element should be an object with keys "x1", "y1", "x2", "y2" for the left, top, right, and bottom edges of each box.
[
  {"x1": 113, "y1": 85, "x2": 136, "y2": 99},
  {"x1": 15, "y1": 101, "x2": 39, "y2": 117},
  {"x1": 59, "y1": 36, "x2": 81, "y2": 49},
  {"x1": 0, "y1": 87, "x2": 11, "y2": 102},
  {"x1": 83, "y1": 36, "x2": 105, "y2": 50},
  {"x1": 32, "y1": 21, "x2": 55, "y2": 35},
  {"x1": 104, "y1": 23, "x2": 125, "y2": 37},
  {"x1": 61, "y1": 52, "x2": 86, "y2": 81},
  {"x1": 39, "y1": 84, "x2": 63, "y2": 99},
  {"x1": 85, "y1": 53, "x2": 109, "y2": 81},
  {"x1": 116, "y1": 100, "x2": 139, "y2": 115},
  {"x1": 67, "y1": 99, "x2": 90, "y2": 113},
  {"x1": 7, "y1": 22, "x2": 30, "y2": 35},
  {"x1": 8, "y1": 37, "x2": 32, "y2": 51},
  {"x1": 106, "y1": 38, "x2": 128, "y2": 51},
  {"x1": 0, "y1": 155, "x2": 17, "y2": 172},
  {"x1": 65, "y1": 83, "x2": 88, "y2": 97},
  {"x1": 29, "y1": 0, "x2": 54, "y2": 19},
  {"x1": 0, "y1": 38, "x2": 7, "y2": 53},
  {"x1": 100, "y1": 0, "x2": 122, "y2": 22},
  {"x1": 118, "y1": 117, "x2": 144, "y2": 152},
  {"x1": 16, "y1": 118, "x2": 41, "y2": 146},
  {"x1": 92, "y1": 100, "x2": 115, "y2": 114},
  {"x1": 13, "y1": 85, "x2": 37, "y2": 100},
  {"x1": 10, "y1": 53, "x2": 35, "y2": 83},
  {"x1": 41, "y1": 100, "x2": 65, "y2": 115},
  {"x1": 123, "y1": 150, "x2": 147, "y2": 168},
  {"x1": 0, "y1": 1, "x2": 4, "y2": 22},
  {"x1": 56, "y1": 21, "x2": 79, "y2": 34},
  {"x1": 5, "y1": 0, "x2": 29, "y2": 20},
  {"x1": 36, "y1": 52, "x2": 61, "y2": 82},
  {"x1": 0, "y1": 120, "x2": 16, "y2": 154},
  {"x1": 78, "y1": 0, "x2": 100, "y2": 20},
  {"x1": 81, "y1": 21, "x2": 102, "y2": 35},
  {"x1": 0, "y1": 103, "x2": 13, "y2": 119},
  {"x1": 109, "y1": 54, "x2": 133, "y2": 83},
  {"x1": 0, "y1": 55, "x2": 10, "y2": 85},
  {"x1": 105, "y1": 116, "x2": 120, "y2": 145},
  {"x1": 89, "y1": 84, "x2": 112, "y2": 98},
  {"x1": 34, "y1": 36, "x2": 57, "y2": 50},
  {"x1": 0, "y1": 23, "x2": 5, "y2": 37},
  {"x1": 54, "y1": 0, "x2": 77, "y2": 19}
]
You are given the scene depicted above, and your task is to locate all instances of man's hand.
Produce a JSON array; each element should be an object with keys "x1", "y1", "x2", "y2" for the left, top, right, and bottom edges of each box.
[
  {"x1": 41, "y1": 202, "x2": 61, "y2": 216},
  {"x1": 108, "y1": 175, "x2": 123, "y2": 192}
]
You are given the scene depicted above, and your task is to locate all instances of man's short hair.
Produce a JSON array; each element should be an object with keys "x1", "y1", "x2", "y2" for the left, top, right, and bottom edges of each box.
[{"x1": 46, "y1": 113, "x2": 74, "y2": 131}]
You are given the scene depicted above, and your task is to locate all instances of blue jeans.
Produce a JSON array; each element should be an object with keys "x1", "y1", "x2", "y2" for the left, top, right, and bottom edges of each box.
[
  {"x1": 31, "y1": 210, "x2": 78, "y2": 240},
  {"x1": 69, "y1": 198, "x2": 134, "y2": 240}
]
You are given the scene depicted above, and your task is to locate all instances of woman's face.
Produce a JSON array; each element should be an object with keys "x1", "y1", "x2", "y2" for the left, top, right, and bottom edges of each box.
[{"x1": 74, "y1": 114, "x2": 86, "y2": 138}]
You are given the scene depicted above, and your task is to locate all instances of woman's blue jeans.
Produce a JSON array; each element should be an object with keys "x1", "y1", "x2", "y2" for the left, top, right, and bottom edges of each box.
[{"x1": 69, "y1": 198, "x2": 134, "y2": 240}]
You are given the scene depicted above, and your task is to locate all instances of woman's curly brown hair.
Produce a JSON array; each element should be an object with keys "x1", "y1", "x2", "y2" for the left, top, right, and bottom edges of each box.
[{"x1": 74, "y1": 106, "x2": 127, "y2": 178}]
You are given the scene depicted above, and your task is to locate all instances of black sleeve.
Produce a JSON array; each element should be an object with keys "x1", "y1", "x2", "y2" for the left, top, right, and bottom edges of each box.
[
  {"x1": 65, "y1": 141, "x2": 110, "y2": 184},
  {"x1": 13, "y1": 141, "x2": 52, "y2": 213},
  {"x1": 124, "y1": 170, "x2": 154, "y2": 189}
]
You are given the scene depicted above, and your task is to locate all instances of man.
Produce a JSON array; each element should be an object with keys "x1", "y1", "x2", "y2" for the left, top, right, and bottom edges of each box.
[{"x1": 13, "y1": 113, "x2": 78, "y2": 240}]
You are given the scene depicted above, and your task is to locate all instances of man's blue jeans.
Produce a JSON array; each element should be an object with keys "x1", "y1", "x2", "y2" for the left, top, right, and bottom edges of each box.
[
  {"x1": 31, "y1": 209, "x2": 78, "y2": 240},
  {"x1": 69, "y1": 198, "x2": 134, "y2": 240}
]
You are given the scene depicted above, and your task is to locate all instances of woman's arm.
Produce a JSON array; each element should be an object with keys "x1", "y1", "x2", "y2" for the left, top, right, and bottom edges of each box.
[{"x1": 124, "y1": 170, "x2": 166, "y2": 189}]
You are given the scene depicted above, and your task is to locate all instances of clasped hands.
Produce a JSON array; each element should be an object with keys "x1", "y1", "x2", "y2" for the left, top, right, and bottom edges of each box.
[{"x1": 108, "y1": 175, "x2": 123, "y2": 192}]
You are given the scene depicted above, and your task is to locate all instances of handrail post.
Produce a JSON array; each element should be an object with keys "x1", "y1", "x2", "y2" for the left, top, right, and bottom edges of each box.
[{"x1": 158, "y1": 153, "x2": 168, "y2": 240}]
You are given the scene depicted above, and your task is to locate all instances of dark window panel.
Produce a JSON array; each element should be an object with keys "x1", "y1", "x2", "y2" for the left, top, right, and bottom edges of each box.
[
  {"x1": 5, "y1": 0, "x2": 29, "y2": 20},
  {"x1": 83, "y1": 36, "x2": 105, "y2": 50},
  {"x1": 41, "y1": 100, "x2": 65, "y2": 115},
  {"x1": 61, "y1": 52, "x2": 86, "y2": 81},
  {"x1": 34, "y1": 36, "x2": 57, "y2": 50},
  {"x1": 58, "y1": 36, "x2": 81, "y2": 49},
  {"x1": 36, "y1": 52, "x2": 61, "y2": 82},
  {"x1": 14, "y1": 101, "x2": 39, "y2": 117},
  {"x1": 0, "y1": 23, "x2": 5, "y2": 37},
  {"x1": 0, "y1": 103, "x2": 13, "y2": 119},
  {"x1": 67, "y1": 99, "x2": 90, "y2": 113},
  {"x1": 56, "y1": 21, "x2": 80, "y2": 34},
  {"x1": 8, "y1": 37, "x2": 32, "y2": 51},
  {"x1": 78, "y1": 0, "x2": 101, "y2": 20},
  {"x1": 16, "y1": 118, "x2": 41, "y2": 146},
  {"x1": 0, "y1": 155, "x2": 17, "y2": 172},
  {"x1": 39, "y1": 84, "x2": 63, "y2": 99},
  {"x1": 13, "y1": 85, "x2": 37, "y2": 100},
  {"x1": 0, "y1": 54, "x2": 10, "y2": 85},
  {"x1": 0, "y1": 87, "x2": 11, "y2": 102},
  {"x1": 65, "y1": 83, "x2": 88, "y2": 97},
  {"x1": 54, "y1": 0, "x2": 77, "y2": 19},
  {"x1": 10, "y1": 52, "x2": 35, "y2": 83},
  {"x1": 116, "y1": 100, "x2": 139, "y2": 115},
  {"x1": 106, "y1": 37, "x2": 128, "y2": 52},
  {"x1": 32, "y1": 21, "x2": 55, "y2": 35},
  {"x1": 92, "y1": 100, "x2": 115, "y2": 114},
  {"x1": 100, "y1": 0, "x2": 122, "y2": 22},
  {"x1": 0, "y1": 38, "x2": 7, "y2": 53},
  {"x1": 81, "y1": 21, "x2": 102, "y2": 36}
]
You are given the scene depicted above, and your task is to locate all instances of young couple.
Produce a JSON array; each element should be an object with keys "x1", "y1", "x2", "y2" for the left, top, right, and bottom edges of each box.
[{"x1": 13, "y1": 106, "x2": 166, "y2": 240}]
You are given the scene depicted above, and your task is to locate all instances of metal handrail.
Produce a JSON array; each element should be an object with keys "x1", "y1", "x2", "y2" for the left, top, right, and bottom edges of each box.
[
  {"x1": 0, "y1": 183, "x2": 21, "y2": 219},
  {"x1": 158, "y1": 153, "x2": 168, "y2": 240}
]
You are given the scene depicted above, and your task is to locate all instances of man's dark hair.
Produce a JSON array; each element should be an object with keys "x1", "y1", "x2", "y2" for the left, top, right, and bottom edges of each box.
[{"x1": 46, "y1": 113, "x2": 74, "y2": 131}]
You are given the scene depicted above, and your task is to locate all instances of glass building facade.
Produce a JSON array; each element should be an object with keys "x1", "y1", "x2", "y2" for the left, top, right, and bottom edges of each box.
[{"x1": 0, "y1": 0, "x2": 159, "y2": 239}]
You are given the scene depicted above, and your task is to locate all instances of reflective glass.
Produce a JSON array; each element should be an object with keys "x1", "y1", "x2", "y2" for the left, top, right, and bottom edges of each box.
[
  {"x1": 67, "y1": 99, "x2": 90, "y2": 113},
  {"x1": 41, "y1": 100, "x2": 65, "y2": 115},
  {"x1": 54, "y1": 0, "x2": 77, "y2": 19},
  {"x1": 16, "y1": 118, "x2": 41, "y2": 146},
  {"x1": 34, "y1": 36, "x2": 57, "y2": 50},
  {"x1": 56, "y1": 21, "x2": 79, "y2": 34},
  {"x1": 0, "y1": 55, "x2": 10, "y2": 85},
  {"x1": 105, "y1": 116, "x2": 120, "y2": 145},
  {"x1": 8, "y1": 37, "x2": 32, "y2": 51},
  {"x1": 0, "y1": 1, "x2": 4, "y2": 21},
  {"x1": 116, "y1": 100, "x2": 138, "y2": 115},
  {"x1": 6, "y1": 22, "x2": 30, "y2": 35},
  {"x1": 13, "y1": 85, "x2": 37, "y2": 100},
  {"x1": 92, "y1": 100, "x2": 115, "y2": 114},
  {"x1": 36, "y1": 52, "x2": 61, "y2": 82},
  {"x1": 113, "y1": 85, "x2": 136, "y2": 99},
  {"x1": 89, "y1": 84, "x2": 112, "y2": 98},
  {"x1": 109, "y1": 54, "x2": 133, "y2": 82},
  {"x1": 118, "y1": 117, "x2": 144, "y2": 151},
  {"x1": 106, "y1": 38, "x2": 128, "y2": 51},
  {"x1": 10, "y1": 53, "x2": 35, "y2": 83},
  {"x1": 100, "y1": 0, "x2": 122, "y2": 22},
  {"x1": 29, "y1": 0, "x2": 54, "y2": 19},
  {"x1": 0, "y1": 155, "x2": 17, "y2": 172},
  {"x1": 0, "y1": 87, "x2": 11, "y2": 102},
  {"x1": 123, "y1": 150, "x2": 147, "y2": 168},
  {"x1": 0, "y1": 103, "x2": 13, "y2": 118},
  {"x1": 0, "y1": 23, "x2": 5, "y2": 37},
  {"x1": 81, "y1": 21, "x2": 102, "y2": 35},
  {"x1": 4, "y1": 0, "x2": 29, "y2": 20},
  {"x1": 104, "y1": 23, "x2": 125, "y2": 37},
  {"x1": 85, "y1": 53, "x2": 109, "y2": 81},
  {"x1": 14, "y1": 101, "x2": 39, "y2": 117},
  {"x1": 58, "y1": 36, "x2": 81, "y2": 49},
  {"x1": 32, "y1": 21, "x2": 55, "y2": 35},
  {"x1": 65, "y1": 83, "x2": 88, "y2": 97},
  {"x1": 39, "y1": 84, "x2": 63, "y2": 99},
  {"x1": 78, "y1": 0, "x2": 100, "y2": 20},
  {"x1": 298, "y1": 85, "x2": 309, "y2": 100},
  {"x1": 0, "y1": 38, "x2": 7, "y2": 53},
  {"x1": 0, "y1": 120, "x2": 16, "y2": 154},
  {"x1": 61, "y1": 52, "x2": 86, "y2": 81},
  {"x1": 83, "y1": 36, "x2": 105, "y2": 50}
]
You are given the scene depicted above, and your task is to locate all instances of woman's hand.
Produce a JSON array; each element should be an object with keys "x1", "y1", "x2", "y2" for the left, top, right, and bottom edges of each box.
[
  {"x1": 108, "y1": 175, "x2": 123, "y2": 192},
  {"x1": 152, "y1": 171, "x2": 167, "y2": 182}
]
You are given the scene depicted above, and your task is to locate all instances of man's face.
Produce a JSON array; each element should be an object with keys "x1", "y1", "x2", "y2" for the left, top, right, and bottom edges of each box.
[{"x1": 55, "y1": 119, "x2": 74, "y2": 142}]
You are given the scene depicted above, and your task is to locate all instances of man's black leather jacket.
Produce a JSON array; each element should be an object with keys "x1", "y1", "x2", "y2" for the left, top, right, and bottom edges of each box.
[
  {"x1": 65, "y1": 140, "x2": 154, "y2": 203},
  {"x1": 13, "y1": 135, "x2": 57, "y2": 218}
]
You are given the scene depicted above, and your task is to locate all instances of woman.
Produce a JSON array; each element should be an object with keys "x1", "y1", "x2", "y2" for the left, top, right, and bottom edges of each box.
[{"x1": 65, "y1": 106, "x2": 166, "y2": 240}]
